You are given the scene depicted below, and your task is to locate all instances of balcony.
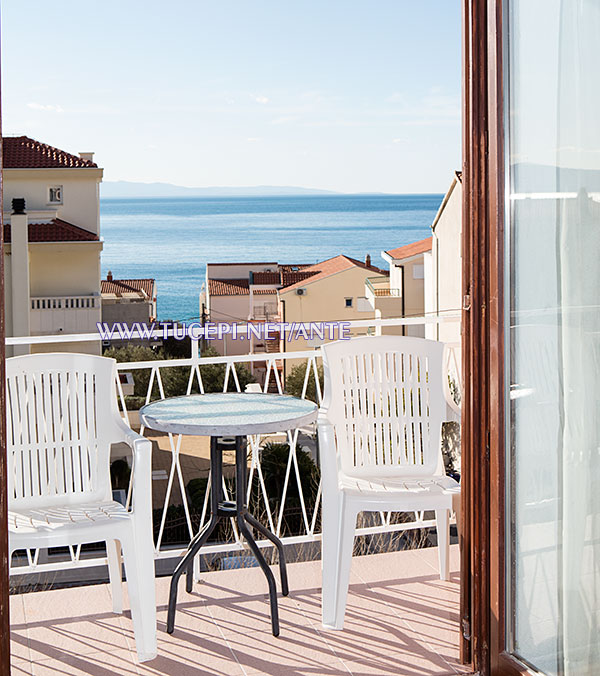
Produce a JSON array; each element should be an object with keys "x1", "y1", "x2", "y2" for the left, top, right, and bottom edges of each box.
[
  {"x1": 6, "y1": 316, "x2": 464, "y2": 675},
  {"x1": 251, "y1": 309, "x2": 281, "y2": 322},
  {"x1": 29, "y1": 294, "x2": 101, "y2": 335},
  {"x1": 10, "y1": 545, "x2": 465, "y2": 676},
  {"x1": 365, "y1": 277, "x2": 401, "y2": 298}
]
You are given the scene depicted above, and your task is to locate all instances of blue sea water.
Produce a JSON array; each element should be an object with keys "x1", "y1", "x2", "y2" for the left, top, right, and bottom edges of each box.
[{"x1": 100, "y1": 194, "x2": 443, "y2": 321}]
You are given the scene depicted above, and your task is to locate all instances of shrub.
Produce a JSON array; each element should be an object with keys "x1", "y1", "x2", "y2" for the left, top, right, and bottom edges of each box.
[
  {"x1": 103, "y1": 344, "x2": 255, "y2": 407},
  {"x1": 248, "y1": 441, "x2": 320, "y2": 537},
  {"x1": 284, "y1": 360, "x2": 323, "y2": 404},
  {"x1": 199, "y1": 345, "x2": 255, "y2": 393}
]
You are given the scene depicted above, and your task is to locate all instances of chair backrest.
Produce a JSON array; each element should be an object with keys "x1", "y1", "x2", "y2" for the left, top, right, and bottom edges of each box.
[
  {"x1": 320, "y1": 335, "x2": 446, "y2": 478},
  {"x1": 6, "y1": 353, "x2": 120, "y2": 509}
]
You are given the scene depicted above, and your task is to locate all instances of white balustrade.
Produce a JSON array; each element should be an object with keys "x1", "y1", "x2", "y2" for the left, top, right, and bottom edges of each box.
[
  {"x1": 30, "y1": 294, "x2": 101, "y2": 335},
  {"x1": 7, "y1": 315, "x2": 461, "y2": 576}
]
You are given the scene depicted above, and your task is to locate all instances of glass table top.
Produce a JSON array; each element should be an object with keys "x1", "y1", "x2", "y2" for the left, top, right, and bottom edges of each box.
[{"x1": 139, "y1": 392, "x2": 318, "y2": 436}]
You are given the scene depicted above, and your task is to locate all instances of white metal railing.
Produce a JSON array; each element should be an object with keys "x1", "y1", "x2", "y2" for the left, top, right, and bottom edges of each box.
[
  {"x1": 7, "y1": 315, "x2": 461, "y2": 577},
  {"x1": 365, "y1": 276, "x2": 401, "y2": 298},
  {"x1": 30, "y1": 295, "x2": 101, "y2": 311}
]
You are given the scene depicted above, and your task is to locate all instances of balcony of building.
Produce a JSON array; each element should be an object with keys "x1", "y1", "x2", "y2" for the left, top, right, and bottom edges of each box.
[
  {"x1": 6, "y1": 316, "x2": 464, "y2": 676},
  {"x1": 10, "y1": 546, "x2": 464, "y2": 676},
  {"x1": 29, "y1": 294, "x2": 102, "y2": 335},
  {"x1": 361, "y1": 278, "x2": 404, "y2": 318}
]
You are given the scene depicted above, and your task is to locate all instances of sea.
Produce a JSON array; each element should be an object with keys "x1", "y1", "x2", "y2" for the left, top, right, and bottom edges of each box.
[{"x1": 100, "y1": 194, "x2": 443, "y2": 321}]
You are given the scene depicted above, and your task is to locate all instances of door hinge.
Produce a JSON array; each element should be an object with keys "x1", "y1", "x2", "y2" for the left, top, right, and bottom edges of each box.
[
  {"x1": 463, "y1": 294, "x2": 471, "y2": 311},
  {"x1": 462, "y1": 618, "x2": 471, "y2": 641}
]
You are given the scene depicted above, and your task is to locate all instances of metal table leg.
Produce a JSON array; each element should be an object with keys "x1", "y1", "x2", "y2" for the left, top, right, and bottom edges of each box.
[
  {"x1": 167, "y1": 434, "x2": 289, "y2": 637},
  {"x1": 166, "y1": 436, "x2": 221, "y2": 634}
]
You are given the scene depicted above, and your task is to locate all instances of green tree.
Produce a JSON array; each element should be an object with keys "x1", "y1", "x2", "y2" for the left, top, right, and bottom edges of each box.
[
  {"x1": 199, "y1": 345, "x2": 255, "y2": 393},
  {"x1": 249, "y1": 441, "x2": 320, "y2": 536},
  {"x1": 104, "y1": 343, "x2": 255, "y2": 409},
  {"x1": 284, "y1": 360, "x2": 324, "y2": 404}
]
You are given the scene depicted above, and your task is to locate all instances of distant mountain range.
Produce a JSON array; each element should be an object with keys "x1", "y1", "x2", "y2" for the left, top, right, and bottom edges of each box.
[{"x1": 101, "y1": 181, "x2": 340, "y2": 198}]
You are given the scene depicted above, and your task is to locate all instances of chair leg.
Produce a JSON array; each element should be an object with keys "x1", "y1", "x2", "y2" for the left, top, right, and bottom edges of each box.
[
  {"x1": 106, "y1": 539, "x2": 123, "y2": 614},
  {"x1": 452, "y1": 491, "x2": 461, "y2": 541},
  {"x1": 435, "y1": 509, "x2": 450, "y2": 581},
  {"x1": 322, "y1": 496, "x2": 355, "y2": 631},
  {"x1": 121, "y1": 530, "x2": 157, "y2": 662}
]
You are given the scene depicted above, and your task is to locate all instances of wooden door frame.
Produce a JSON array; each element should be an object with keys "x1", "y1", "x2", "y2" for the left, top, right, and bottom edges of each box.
[
  {"x1": 0, "y1": 8, "x2": 11, "y2": 673},
  {"x1": 463, "y1": 0, "x2": 540, "y2": 674}
]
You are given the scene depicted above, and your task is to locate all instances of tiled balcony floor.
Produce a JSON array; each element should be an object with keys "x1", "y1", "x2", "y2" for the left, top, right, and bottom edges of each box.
[{"x1": 10, "y1": 544, "x2": 468, "y2": 675}]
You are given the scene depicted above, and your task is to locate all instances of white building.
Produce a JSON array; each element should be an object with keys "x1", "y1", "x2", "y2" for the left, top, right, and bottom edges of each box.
[
  {"x1": 101, "y1": 273, "x2": 157, "y2": 347},
  {"x1": 3, "y1": 136, "x2": 104, "y2": 355},
  {"x1": 426, "y1": 171, "x2": 462, "y2": 346}
]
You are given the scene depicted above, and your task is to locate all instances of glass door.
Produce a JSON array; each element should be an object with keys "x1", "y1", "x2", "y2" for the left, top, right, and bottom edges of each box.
[{"x1": 505, "y1": 0, "x2": 600, "y2": 673}]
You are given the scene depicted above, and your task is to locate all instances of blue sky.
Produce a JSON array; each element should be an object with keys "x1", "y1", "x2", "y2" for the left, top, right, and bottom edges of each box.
[{"x1": 1, "y1": 1, "x2": 461, "y2": 193}]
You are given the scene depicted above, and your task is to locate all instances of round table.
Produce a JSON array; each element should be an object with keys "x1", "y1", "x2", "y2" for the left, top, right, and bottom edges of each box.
[{"x1": 140, "y1": 392, "x2": 318, "y2": 637}]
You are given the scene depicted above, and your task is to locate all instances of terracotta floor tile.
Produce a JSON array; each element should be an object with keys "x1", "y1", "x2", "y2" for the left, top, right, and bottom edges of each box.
[
  {"x1": 244, "y1": 659, "x2": 350, "y2": 676},
  {"x1": 219, "y1": 609, "x2": 337, "y2": 663},
  {"x1": 340, "y1": 651, "x2": 457, "y2": 676},
  {"x1": 10, "y1": 594, "x2": 30, "y2": 664},
  {"x1": 229, "y1": 631, "x2": 346, "y2": 676},
  {"x1": 136, "y1": 642, "x2": 245, "y2": 676},
  {"x1": 351, "y1": 548, "x2": 430, "y2": 584},
  {"x1": 10, "y1": 593, "x2": 26, "y2": 624},
  {"x1": 10, "y1": 547, "x2": 465, "y2": 676},
  {"x1": 9, "y1": 660, "x2": 33, "y2": 676},
  {"x1": 22, "y1": 583, "x2": 123, "y2": 663},
  {"x1": 30, "y1": 648, "x2": 138, "y2": 676},
  {"x1": 206, "y1": 591, "x2": 312, "y2": 635},
  {"x1": 22, "y1": 583, "x2": 111, "y2": 622},
  {"x1": 10, "y1": 627, "x2": 30, "y2": 665}
]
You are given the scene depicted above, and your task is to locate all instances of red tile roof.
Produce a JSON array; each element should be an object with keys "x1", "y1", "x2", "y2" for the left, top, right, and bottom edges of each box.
[
  {"x1": 251, "y1": 272, "x2": 280, "y2": 285},
  {"x1": 281, "y1": 255, "x2": 387, "y2": 292},
  {"x1": 251, "y1": 267, "x2": 317, "y2": 287},
  {"x1": 208, "y1": 259, "x2": 384, "y2": 297},
  {"x1": 3, "y1": 136, "x2": 98, "y2": 169},
  {"x1": 385, "y1": 237, "x2": 432, "y2": 261},
  {"x1": 208, "y1": 278, "x2": 250, "y2": 296},
  {"x1": 3, "y1": 218, "x2": 99, "y2": 243},
  {"x1": 101, "y1": 278, "x2": 155, "y2": 298},
  {"x1": 281, "y1": 270, "x2": 318, "y2": 286},
  {"x1": 253, "y1": 289, "x2": 277, "y2": 295},
  {"x1": 207, "y1": 262, "x2": 277, "y2": 267}
]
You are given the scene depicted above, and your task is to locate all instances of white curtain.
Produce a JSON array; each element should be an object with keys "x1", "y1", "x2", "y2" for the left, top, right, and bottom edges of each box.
[{"x1": 557, "y1": 1, "x2": 600, "y2": 673}]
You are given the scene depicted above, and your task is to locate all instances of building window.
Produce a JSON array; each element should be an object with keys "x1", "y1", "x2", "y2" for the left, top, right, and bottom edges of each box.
[
  {"x1": 48, "y1": 186, "x2": 63, "y2": 204},
  {"x1": 412, "y1": 264, "x2": 424, "y2": 279},
  {"x1": 345, "y1": 297, "x2": 353, "y2": 308}
]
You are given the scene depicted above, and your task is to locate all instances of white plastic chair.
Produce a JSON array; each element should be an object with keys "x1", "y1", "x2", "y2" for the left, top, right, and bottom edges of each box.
[
  {"x1": 6, "y1": 353, "x2": 157, "y2": 662},
  {"x1": 318, "y1": 335, "x2": 460, "y2": 629}
]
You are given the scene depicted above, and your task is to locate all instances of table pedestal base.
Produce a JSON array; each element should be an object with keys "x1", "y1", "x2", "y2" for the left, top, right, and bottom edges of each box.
[{"x1": 166, "y1": 436, "x2": 289, "y2": 637}]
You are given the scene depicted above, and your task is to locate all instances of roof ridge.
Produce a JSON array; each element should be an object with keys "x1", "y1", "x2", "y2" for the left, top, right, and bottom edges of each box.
[{"x1": 3, "y1": 135, "x2": 98, "y2": 169}]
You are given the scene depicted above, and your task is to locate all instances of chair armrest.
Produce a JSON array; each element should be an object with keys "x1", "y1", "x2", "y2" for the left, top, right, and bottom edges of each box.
[
  {"x1": 442, "y1": 345, "x2": 461, "y2": 420},
  {"x1": 317, "y1": 414, "x2": 340, "y2": 491},
  {"x1": 112, "y1": 416, "x2": 153, "y2": 520}
]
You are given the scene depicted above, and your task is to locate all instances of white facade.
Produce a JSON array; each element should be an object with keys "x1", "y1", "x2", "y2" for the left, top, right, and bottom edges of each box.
[
  {"x1": 4, "y1": 166, "x2": 102, "y2": 236},
  {"x1": 3, "y1": 145, "x2": 104, "y2": 355},
  {"x1": 427, "y1": 173, "x2": 462, "y2": 347}
]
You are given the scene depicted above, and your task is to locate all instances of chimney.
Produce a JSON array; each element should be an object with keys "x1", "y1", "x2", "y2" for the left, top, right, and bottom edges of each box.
[
  {"x1": 107, "y1": 270, "x2": 113, "y2": 282},
  {"x1": 12, "y1": 197, "x2": 26, "y2": 214},
  {"x1": 365, "y1": 253, "x2": 371, "y2": 267},
  {"x1": 79, "y1": 151, "x2": 95, "y2": 163},
  {"x1": 10, "y1": 198, "x2": 31, "y2": 354}
]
